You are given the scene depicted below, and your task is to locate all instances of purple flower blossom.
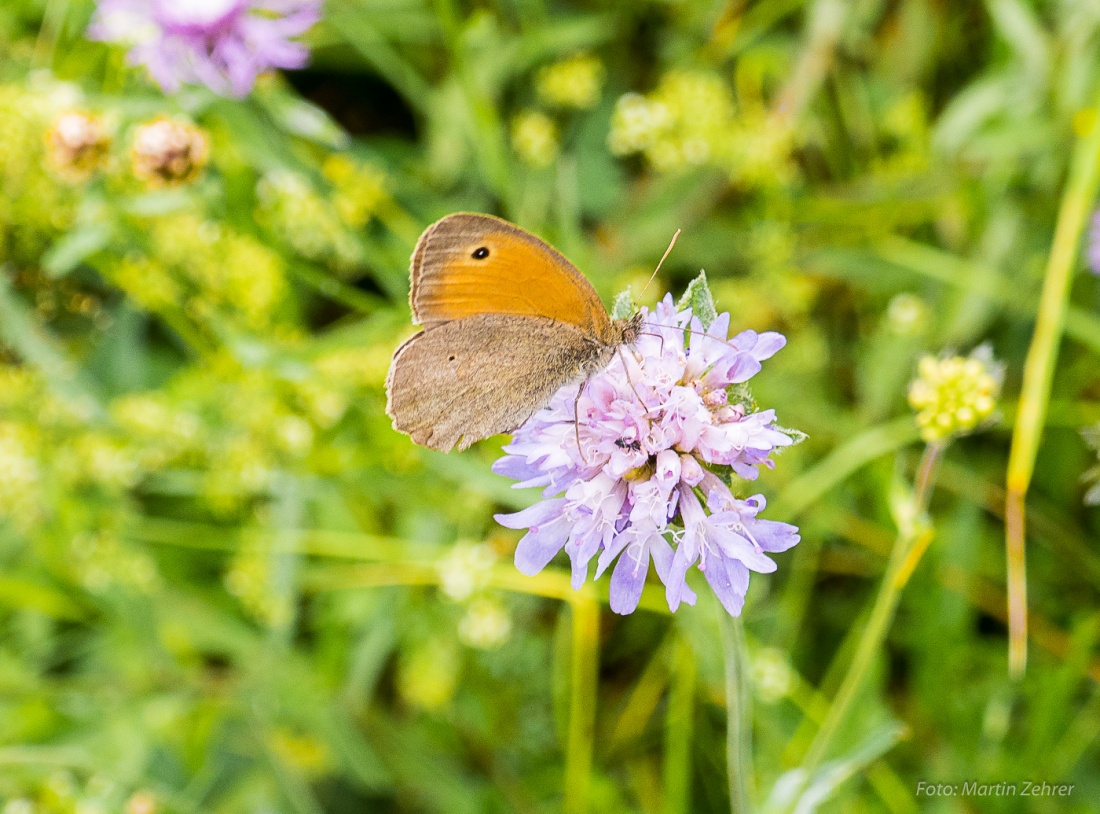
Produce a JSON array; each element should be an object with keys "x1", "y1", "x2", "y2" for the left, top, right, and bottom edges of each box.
[
  {"x1": 494, "y1": 295, "x2": 800, "y2": 616},
  {"x1": 1089, "y1": 210, "x2": 1100, "y2": 275},
  {"x1": 88, "y1": 0, "x2": 321, "y2": 98}
]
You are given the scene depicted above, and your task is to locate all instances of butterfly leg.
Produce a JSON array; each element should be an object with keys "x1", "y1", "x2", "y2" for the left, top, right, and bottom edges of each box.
[{"x1": 636, "y1": 330, "x2": 666, "y2": 356}]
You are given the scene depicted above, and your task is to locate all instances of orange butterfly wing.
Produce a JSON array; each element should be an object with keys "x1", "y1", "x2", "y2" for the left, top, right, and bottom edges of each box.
[{"x1": 409, "y1": 213, "x2": 613, "y2": 342}]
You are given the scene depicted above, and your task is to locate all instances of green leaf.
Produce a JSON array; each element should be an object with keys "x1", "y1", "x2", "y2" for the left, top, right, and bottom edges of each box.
[
  {"x1": 761, "y1": 721, "x2": 907, "y2": 814},
  {"x1": 43, "y1": 223, "x2": 111, "y2": 277},
  {"x1": 611, "y1": 288, "x2": 637, "y2": 320},
  {"x1": 676, "y1": 270, "x2": 717, "y2": 329},
  {"x1": 256, "y1": 85, "x2": 350, "y2": 150}
]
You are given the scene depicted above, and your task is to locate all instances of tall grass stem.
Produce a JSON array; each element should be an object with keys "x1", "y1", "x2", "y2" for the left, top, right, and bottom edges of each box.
[
  {"x1": 564, "y1": 593, "x2": 600, "y2": 814},
  {"x1": 720, "y1": 612, "x2": 753, "y2": 814},
  {"x1": 1005, "y1": 100, "x2": 1100, "y2": 678},
  {"x1": 801, "y1": 442, "x2": 943, "y2": 774}
]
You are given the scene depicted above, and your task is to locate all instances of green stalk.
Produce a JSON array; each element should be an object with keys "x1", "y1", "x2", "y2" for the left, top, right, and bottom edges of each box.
[
  {"x1": 1005, "y1": 99, "x2": 1100, "y2": 678},
  {"x1": 720, "y1": 612, "x2": 753, "y2": 814},
  {"x1": 564, "y1": 592, "x2": 600, "y2": 814},
  {"x1": 431, "y1": 0, "x2": 511, "y2": 205},
  {"x1": 776, "y1": 418, "x2": 920, "y2": 646},
  {"x1": 801, "y1": 442, "x2": 943, "y2": 774},
  {"x1": 33, "y1": 0, "x2": 70, "y2": 70},
  {"x1": 772, "y1": 0, "x2": 847, "y2": 122},
  {"x1": 662, "y1": 636, "x2": 696, "y2": 814},
  {"x1": 287, "y1": 261, "x2": 384, "y2": 315}
]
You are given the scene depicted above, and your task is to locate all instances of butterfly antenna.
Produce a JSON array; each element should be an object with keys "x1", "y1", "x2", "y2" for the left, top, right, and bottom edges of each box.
[
  {"x1": 641, "y1": 327, "x2": 743, "y2": 353},
  {"x1": 638, "y1": 228, "x2": 681, "y2": 299}
]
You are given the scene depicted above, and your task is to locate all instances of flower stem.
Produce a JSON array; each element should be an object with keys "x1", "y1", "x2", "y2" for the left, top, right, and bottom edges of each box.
[
  {"x1": 564, "y1": 592, "x2": 599, "y2": 814},
  {"x1": 801, "y1": 442, "x2": 943, "y2": 774},
  {"x1": 719, "y1": 612, "x2": 753, "y2": 814},
  {"x1": 663, "y1": 636, "x2": 696, "y2": 814},
  {"x1": 1005, "y1": 101, "x2": 1100, "y2": 679},
  {"x1": 33, "y1": 0, "x2": 69, "y2": 70},
  {"x1": 772, "y1": 0, "x2": 847, "y2": 122}
]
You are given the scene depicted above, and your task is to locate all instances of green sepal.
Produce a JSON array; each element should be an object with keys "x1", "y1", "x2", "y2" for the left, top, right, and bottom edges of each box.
[
  {"x1": 726, "y1": 383, "x2": 758, "y2": 414},
  {"x1": 676, "y1": 270, "x2": 717, "y2": 329},
  {"x1": 774, "y1": 425, "x2": 808, "y2": 447},
  {"x1": 611, "y1": 288, "x2": 637, "y2": 320}
]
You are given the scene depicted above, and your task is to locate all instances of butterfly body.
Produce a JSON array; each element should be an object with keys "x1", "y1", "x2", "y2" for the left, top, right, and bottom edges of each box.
[{"x1": 386, "y1": 213, "x2": 640, "y2": 452}]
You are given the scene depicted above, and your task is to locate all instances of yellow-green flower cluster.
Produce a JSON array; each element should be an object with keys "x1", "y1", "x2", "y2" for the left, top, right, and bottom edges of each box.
[
  {"x1": 908, "y1": 350, "x2": 1001, "y2": 442},
  {"x1": 67, "y1": 433, "x2": 141, "y2": 491},
  {"x1": 270, "y1": 729, "x2": 331, "y2": 777},
  {"x1": 438, "y1": 542, "x2": 496, "y2": 601},
  {"x1": 537, "y1": 53, "x2": 605, "y2": 109},
  {"x1": 437, "y1": 542, "x2": 513, "y2": 649},
  {"x1": 110, "y1": 393, "x2": 202, "y2": 469},
  {"x1": 256, "y1": 170, "x2": 363, "y2": 271},
  {"x1": 71, "y1": 529, "x2": 160, "y2": 594},
  {"x1": 511, "y1": 110, "x2": 559, "y2": 168},
  {"x1": 457, "y1": 597, "x2": 512, "y2": 650},
  {"x1": 0, "y1": 84, "x2": 78, "y2": 264},
  {"x1": 2, "y1": 770, "x2": 149, "y2": 814},
  {"x1": 397, "y1": 638, "x2": 461, "y2": 710},
  {"x1": 0, "y1": 421, "x2": 41, "y2": 528},
  {"x1": 609, "y1": 71, "x2": 732, "y2": 169},
  {"x1": 750, "y1": 646, "x2": 794, "y2": 704},
  {"x1": 322, "y1": 154, "x2": 390, "y2": 230},
  {"x1": 106, "y1": 213, "x2": 289, "y2": 330},
  {"x1": 0, "y1": 353, "x2": 363, "y2": 524},
  {"x1": 886, "y1": 293, "x2": 930, "y2": 336},
  {"x1": 225, "y1": 537, "x2": 294, "y2": 628},
  {"x1": 608, "y1": 70, "x2": 794, "y2": 186},
  {"x1": 875, "y1": 92, "x2": 930, "y2": 177},
  {"x1": 511, "y1": 54, "x2": 606, "y2": 168}
]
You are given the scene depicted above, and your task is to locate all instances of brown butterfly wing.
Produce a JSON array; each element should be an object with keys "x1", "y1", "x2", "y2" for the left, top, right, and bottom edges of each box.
[
  {"x1": 386, "y1": 314, "x2": 602, "y2": 452},
  {"x1": 409, "y1": 213, "x2": 614, "y2": 343}
]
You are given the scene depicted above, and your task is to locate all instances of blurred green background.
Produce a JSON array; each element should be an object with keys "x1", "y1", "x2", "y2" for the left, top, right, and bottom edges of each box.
[{"x1": 1, "y1": 0, "x2": 1100, "y2": 812}]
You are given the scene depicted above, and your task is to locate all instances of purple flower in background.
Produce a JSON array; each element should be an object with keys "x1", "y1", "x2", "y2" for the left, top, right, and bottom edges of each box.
[
  {"x1": 494, "y1": 295, "x2": 800, "y2": 616},
  {"x1": 88, "y1": 0, "x2": 321, "y2": 98},
  {"x1": 1089, "y1": 210, "x2": 1100, "y2": 275}
]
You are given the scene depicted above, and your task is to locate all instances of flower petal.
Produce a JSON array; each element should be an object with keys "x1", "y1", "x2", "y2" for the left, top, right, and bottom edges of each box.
[
  {"x1": 751, "y1": 332, "x2": 786, "y2": 360},
  {"x1": 752, "y1": 520, "x2": 801, "y2": 553},
  {"x1": 493, "y1": 498, "x2": 566, "y2": 530},
  {"x1": 609, "y1": 543, "x2": 650, "y2": 615},
  {"x1": 514, "y1": 519, "x2": 570, "y2": 576},
  {"x1": 703, "y1": 556, "x2": 749, "y2": 616}
]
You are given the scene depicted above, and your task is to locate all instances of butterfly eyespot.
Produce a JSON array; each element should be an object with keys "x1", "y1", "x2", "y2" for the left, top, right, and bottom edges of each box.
[{"x1": 471, "y1": 246, "x2": 490, "y2": 260}]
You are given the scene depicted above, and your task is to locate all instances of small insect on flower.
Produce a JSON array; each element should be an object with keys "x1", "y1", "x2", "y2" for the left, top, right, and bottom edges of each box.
[
  {"x1": 87, "y1": 0, "x2": 321, "y2": 98},
  {"x1": 131, "y1": 117, "x2": 208, "y2": 188},
  {"x1": 494, "y1": 290, "x2": 802, "y2": 617}
]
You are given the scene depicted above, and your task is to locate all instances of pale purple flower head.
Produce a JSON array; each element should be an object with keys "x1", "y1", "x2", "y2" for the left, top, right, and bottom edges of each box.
[
  {"x1": 88, "y1": 0, "x2": 322, "y2": 98},
  {"x1": 494, "y1": 295, "x2": 801, "y2": 616}
]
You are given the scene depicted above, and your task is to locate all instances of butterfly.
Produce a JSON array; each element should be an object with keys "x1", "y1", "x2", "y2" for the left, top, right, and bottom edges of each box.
[{"x1": 386, "y1": 213, "x2": 644, "y2": 452}]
